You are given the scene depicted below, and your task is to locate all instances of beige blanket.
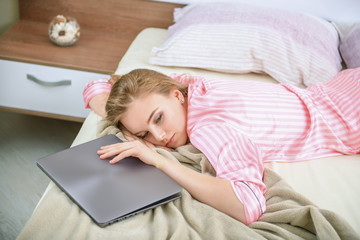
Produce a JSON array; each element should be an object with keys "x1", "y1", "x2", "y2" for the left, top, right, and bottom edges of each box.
[{"x1": 17, "y1": 123, "x2": 360, "y2": 240}]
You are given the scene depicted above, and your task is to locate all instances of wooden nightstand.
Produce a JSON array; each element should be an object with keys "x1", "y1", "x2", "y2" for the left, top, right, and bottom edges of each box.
[{"x1": 0, "y1": 0, "x2": 182, "y2": 122}]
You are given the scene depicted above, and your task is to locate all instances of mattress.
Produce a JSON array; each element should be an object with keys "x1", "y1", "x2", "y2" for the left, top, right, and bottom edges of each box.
[{"x1": 18, "y1": 28, "x2": 360, "y2": 239}]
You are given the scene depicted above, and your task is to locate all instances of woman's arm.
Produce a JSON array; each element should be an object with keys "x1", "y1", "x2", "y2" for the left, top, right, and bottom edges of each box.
[
  {"x1": 83, "y1": 78, "x2": 113, "y2": 117},
  {"x1": 88, "y1": 93, "x2": 109, "y2": 118},
  {"x1": 189, "y1": 124, "x2": 266, "y2": 224},
  {"x1": 97, "y1": 139, "x2": 247, "y2": 224},
  {"x1": 160, "y1": 155, "x2": 247, "y2": 223}
]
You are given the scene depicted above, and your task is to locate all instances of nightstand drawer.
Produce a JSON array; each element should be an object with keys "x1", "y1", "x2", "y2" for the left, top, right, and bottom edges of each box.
[{"x1": 0, "y1": 59, "x2": 110, "y2": 119}]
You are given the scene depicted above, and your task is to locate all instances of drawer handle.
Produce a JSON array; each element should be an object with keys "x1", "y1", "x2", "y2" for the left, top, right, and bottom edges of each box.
[{"x1": 27, "y1": 74, "x2": 72, "y2": 87}]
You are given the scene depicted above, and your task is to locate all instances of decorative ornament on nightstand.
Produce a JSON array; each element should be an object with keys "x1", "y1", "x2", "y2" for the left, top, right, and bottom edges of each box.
[{"x1": 48, "y1": 15, "x2": 80, "y2": 46}]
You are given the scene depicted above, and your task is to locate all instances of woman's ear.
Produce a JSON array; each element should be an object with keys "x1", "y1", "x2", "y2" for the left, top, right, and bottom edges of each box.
[{"x1": 171, "y1": 89, "x2": 183, "y2": 101}]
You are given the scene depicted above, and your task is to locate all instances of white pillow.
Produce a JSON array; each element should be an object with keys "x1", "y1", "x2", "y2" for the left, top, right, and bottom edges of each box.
[
  {"x1": 339, "y1": 23, "x2": 360, "y2": 69},
  {"x1": 149, "y1": 3, "x2": 342, "y2": 87}
]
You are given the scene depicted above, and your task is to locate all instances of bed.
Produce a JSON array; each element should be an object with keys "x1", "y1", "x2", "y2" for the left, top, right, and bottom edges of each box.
[{"x1": 17, "y1": 3, "x2": 360, "y2": 239}]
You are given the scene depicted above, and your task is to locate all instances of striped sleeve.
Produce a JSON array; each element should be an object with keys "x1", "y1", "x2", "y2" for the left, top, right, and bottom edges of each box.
[
  {"x1": 83, "y1": 79, "x2": 112, "y2": 109},
  {"x1": 189, "y1": 123, "x2": 266, "y2": 224}
]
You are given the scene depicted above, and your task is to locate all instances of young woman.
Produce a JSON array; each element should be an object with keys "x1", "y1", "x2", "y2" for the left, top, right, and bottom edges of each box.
[{"x1": 83, "y1": 68, "x2": 360, "y2": 225}]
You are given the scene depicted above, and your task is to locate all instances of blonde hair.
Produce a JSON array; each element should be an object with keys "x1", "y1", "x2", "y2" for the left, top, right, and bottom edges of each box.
[{"x1": 105, "y1": 69, "x2": 188, "y2": 128}]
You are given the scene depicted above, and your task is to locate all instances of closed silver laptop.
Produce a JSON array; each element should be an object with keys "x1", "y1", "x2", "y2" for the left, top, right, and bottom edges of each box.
[{"x1": 37, "y1": 134, "x2": 182, "y2": 227}]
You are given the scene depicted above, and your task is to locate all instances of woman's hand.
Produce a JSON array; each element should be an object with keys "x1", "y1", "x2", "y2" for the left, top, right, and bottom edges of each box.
[
  {"x1": 98, "y1": 130, "x2": 172, "y2": 166},
  {"x1": 98, "y1": 138, "x2": 159, "y2": 166},
  {"x1": 122, "y1": 129, "x2": 173, "y2": 152},
  {"x1": 122, "y1": 129, "x2": 156, "y2": 149}
]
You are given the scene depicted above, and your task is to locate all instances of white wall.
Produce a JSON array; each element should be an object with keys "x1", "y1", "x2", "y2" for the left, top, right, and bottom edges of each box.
[{"x1": 0, "y1": 0, "x2": 19, "y2": 35}]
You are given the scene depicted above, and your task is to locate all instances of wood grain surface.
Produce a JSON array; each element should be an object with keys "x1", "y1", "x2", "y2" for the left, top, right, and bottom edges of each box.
[{"x1": 0, "y1": 0, "x2": 183, "y2": 74}]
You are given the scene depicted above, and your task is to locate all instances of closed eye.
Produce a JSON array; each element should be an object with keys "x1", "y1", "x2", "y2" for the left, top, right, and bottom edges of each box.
[
  {"x1": 155, "y1": 113, "x2": 162, "y2": 124},
  {"x1": 138, "y1": 113, "x2": 162, "y2": 139},
  {"x1": 141, "y1": 131, "x2": 149, "y2": 139}
]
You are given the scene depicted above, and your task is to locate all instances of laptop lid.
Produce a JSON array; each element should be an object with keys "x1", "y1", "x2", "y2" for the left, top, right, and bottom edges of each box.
[{"x1": 36, "y1": 134, "x2": 182, "y2": 227}]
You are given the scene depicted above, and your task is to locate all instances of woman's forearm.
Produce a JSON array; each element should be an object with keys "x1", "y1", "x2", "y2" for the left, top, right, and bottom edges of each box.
[
  {"x1": 158, "y1": 156, "x2": 247, "y2": 224},
  {"x1": 88, "y1": 93, "x2": 109, "y2": 118}
]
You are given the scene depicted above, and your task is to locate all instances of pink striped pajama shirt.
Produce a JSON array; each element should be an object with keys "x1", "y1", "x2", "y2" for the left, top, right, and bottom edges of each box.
[
  {"x1": 83, "y1": 78, "x2": 112, "y2": 109},
  {"x1": 172, "y1": 68, "x2": 360, "y2": 224},
  {"x1": 83, "y1": 68, "x2": 360, "y2": 224}
]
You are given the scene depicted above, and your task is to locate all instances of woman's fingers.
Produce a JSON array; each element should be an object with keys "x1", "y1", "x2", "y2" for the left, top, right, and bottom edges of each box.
[
  {"x1": 97, "y1": 140, "x2": 153, "y2": 165},
  {"x1": 122, "y1": 131, "x2": 155, "y2": 149},
  {"x1": 98, "y1": 143, "x2": 131, "y2": 159},
  {"x1": 122, "y1": 129, "x2": 137, "y2": 141},
  {"x1": 108, "y1": 148, "x2": 135, "y2": 164}
]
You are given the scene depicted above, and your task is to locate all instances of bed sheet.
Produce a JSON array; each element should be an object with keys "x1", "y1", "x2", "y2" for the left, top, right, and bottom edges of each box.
[{"x1": 113, "y1": 27, "x2": 360, "y2": 233}]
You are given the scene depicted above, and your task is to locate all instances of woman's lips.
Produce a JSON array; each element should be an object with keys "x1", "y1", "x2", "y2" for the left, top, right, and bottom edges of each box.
[{"x1": 166, "y1": 134, "x2": 174, "y2": 147}]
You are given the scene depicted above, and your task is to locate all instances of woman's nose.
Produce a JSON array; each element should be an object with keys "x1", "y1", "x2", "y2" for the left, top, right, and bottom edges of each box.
[{"x1": 152, "y1": 128, "x2": 166, "y2": 142}]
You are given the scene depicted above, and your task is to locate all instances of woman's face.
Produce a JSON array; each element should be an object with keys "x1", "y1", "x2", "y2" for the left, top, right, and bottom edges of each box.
[{"x1": 120, "y1": 89, "x2": 188, "y2": 148}]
